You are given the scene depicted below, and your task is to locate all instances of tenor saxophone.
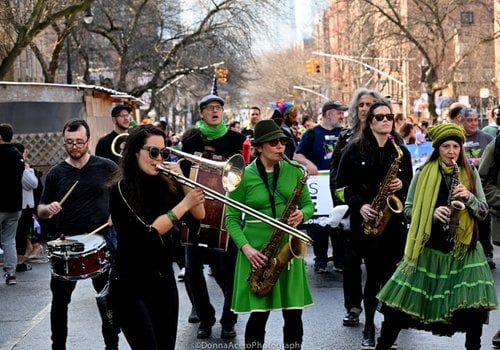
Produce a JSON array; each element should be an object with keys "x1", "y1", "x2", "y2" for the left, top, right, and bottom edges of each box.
[
  {"x1": 362, "y1": 134, "x2": 404, "y2": 236},
  {"x1": 248, "y1": 156, "x2": 309, "y2": 297}
]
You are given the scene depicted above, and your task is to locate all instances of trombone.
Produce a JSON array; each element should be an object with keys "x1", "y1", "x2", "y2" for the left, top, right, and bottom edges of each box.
[
  {"x1": 111, "y1": 132, "x2": 244, "y2": 192},
  {"x1": 110, "y1": 133, "x2": 313, "y2": 245},
  {"x1": 156, "y1": 163, "x2": 312, "y2": 245}
]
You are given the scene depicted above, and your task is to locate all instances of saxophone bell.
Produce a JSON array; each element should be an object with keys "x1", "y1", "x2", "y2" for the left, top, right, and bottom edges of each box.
[
  {"x1": 450, "y1": 199, "x2": 466, "y2": 211},
  {"x1": 387, "y1": 194, "x2": 404, "y2": 214}
]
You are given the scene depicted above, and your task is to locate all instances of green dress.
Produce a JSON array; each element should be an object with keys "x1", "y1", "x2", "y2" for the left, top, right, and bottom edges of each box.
[{"x1": 225, "y1": 160, "x2": 314, "y2": 313}]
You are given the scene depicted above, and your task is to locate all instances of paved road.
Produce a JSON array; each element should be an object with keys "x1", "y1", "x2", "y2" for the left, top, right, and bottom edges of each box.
[{"x1": 1, "y1": 246, "x2": 500, "y2": 350}]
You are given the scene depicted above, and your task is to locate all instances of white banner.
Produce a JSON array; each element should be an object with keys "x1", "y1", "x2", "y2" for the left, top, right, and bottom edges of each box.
[{"x1": 301, "y1": 170, "x2": 334, "y2": 228}]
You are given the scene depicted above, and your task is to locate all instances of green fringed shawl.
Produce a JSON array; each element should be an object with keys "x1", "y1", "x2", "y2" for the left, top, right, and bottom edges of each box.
[{"x1": 403, "y1": 159, "x2": 474, "y2": 272}]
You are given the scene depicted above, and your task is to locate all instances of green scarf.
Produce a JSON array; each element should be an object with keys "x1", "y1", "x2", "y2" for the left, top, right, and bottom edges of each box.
[
  {"x1": 403, "y1": 159, "x2": 474, "y2": 272},
  {"x1": 196, "y1": 120, "x2": 228, "y2": 140}
]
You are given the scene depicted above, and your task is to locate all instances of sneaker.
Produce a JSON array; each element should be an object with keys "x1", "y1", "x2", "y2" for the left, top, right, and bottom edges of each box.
[
  {"x1": 487, "y1": 256, "x2": 496, "y2": 270},
  {"x1": 16, "y1": 262, "x2": 32, "y2": 272},
  {"x1": 177, "y1": 267, "x2": 185, "y2": 282},
  {"x1": 5, "y1": 273, "x2": 16, "y2": 285},
  {"x1": 361, "y1": 325, "x2": 376, "y2": 349},
  {"x1": 188, "y1": 307, "x2": 200, "y2": 323},
  {"x1": 315, "y1": 266, "x2": 328, "y2": 273},
  {"x1": 343, "y1": 311, "x2": 360, "y2": 326},
  {"x1": 492, "y1": 329, "x2": 500, "y2": 347},
  {"x1": 221, "y1": 325, "x2": 237, "y2": 339}
]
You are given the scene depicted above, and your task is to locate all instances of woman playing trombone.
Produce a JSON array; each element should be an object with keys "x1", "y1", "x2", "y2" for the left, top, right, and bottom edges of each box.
[
  {"x1": 225, "y1": 119, "x2": 314, "y2": 350},
  {"x1": 109, "y1": 124, "x2": 205, "y2": 349}
]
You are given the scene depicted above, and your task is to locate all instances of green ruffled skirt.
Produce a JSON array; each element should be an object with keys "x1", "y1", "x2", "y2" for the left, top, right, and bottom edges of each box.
[{"x1": 377, "y1": 243, "x2": 497, "y2": 332}]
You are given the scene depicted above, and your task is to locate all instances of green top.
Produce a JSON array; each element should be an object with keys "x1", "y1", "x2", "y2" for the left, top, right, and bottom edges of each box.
[{"x1": 225, "y1": 159, "x2": 314, "y2": 313}]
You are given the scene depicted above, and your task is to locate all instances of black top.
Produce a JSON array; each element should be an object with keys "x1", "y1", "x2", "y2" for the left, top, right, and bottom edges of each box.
[
  {"x1": 0, "y1": 143, "x2": 24, "y2": 212},
  {"x1": 180, "y1": 128, "x2": 246, "y2": 175},
  {"x1": 110, "y1": 176, "x2": 181, "y2": 281},
  {"x1": 336, "y1": 140, "x2": 413, "y2": 244},
  {"x1": 41, "y1": 155, "x2": 118, "y2": 236},
  {"x1": 95, "y1": 130, "x2": 121, "y2": 164}
]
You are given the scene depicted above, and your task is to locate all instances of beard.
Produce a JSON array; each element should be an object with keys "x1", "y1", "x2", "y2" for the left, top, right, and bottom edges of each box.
[{"x1": 67, "y1": 147, "x2": 87, "y2": 161}]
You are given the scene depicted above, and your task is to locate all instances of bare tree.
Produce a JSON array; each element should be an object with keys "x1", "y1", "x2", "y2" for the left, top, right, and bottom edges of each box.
[
  {"x1": 246, "y1": 48, "x2": 321, "y2": 117},
  {"x1": 0, "y1": 0, "x2": 95, "y2": 79},
  {"x1": 71, "y1": 0, "x2": 278, "y2": 115},
  {"x1": 357, "y1": 0, "x2": 500, "y2": 123}
]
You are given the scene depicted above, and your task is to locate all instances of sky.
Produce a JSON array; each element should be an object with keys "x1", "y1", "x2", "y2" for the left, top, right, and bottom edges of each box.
[{"x1": 178, "y1": 0, "x2": 329, "y2": 53}]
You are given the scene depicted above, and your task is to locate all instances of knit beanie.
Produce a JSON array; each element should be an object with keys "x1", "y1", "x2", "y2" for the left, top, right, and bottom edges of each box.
[{"x1": 427, "y1": 123, "x2": 466, "y2": 148}]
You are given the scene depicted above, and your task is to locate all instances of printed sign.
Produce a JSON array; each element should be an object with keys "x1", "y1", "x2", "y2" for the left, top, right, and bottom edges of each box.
[{"x1": 301, "y1": 170, "x2": 334, "y2": 229}]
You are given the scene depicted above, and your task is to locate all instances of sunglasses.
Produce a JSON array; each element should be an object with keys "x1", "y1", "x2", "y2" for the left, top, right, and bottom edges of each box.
[
  {"x1": 268, "y1": 138, "x2": 288, "y2": 147},
  {"x1": 373, "y1": 113, "x2": 395, "y2": 122},
  {"x1": 141, "y1": 146, "x2": 170, "y2": 160}
]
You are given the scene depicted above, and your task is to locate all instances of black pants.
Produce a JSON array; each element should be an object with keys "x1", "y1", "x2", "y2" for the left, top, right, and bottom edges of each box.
[
  {"x1": 50, "y1": 270, "x2": 119, "y2": 350},
  {"x1": 376, "y1": 315, "x2": 483, "y2": 350},
  {"x1": 15, "y1": 208, "x2": 35, "y2": 255},
  {"x1": 479, "y1": 214, "x2": 493, "y2": 258},
  {"x1": 245, "y1": 309, "x2": 303, "y2": 349},
  {"x1": 363, "y1": 242, "x2": 401, "y2": 329},
  {"x1": 184, "y1": 240, "x2": 238, "y2": 328},
  {"x1": 112, "y1": 272, "x2": 179, "y2": 350},
  {"x1": 341, "y1": 233, "x2": 363, "y2": 312}
]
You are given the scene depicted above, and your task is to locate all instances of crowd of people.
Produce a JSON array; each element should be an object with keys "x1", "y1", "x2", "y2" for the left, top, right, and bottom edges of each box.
[{"x1": 1, "y1": 85, "x2": 500, "y2": 350}]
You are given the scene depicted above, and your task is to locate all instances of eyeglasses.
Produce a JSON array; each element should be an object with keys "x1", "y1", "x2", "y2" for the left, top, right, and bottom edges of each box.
[
  {"x1": 64, "y1": 140, "x2": 88, "y2": 148},
  {"x1": 268, "y1": 138, "x2": 288, "y2": 147},
  {"x1": 204, "y1": 105, "x2": 223, "y2": 112},
  {"x1": 141, "y1": 146, "x2": 170, "y2": 160},
  {"x1": 373, "y1": 113, "x2": 395, "y2": 122}
]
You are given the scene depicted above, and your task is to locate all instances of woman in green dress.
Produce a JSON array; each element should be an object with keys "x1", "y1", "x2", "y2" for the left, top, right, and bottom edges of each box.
[
  {"x1": 225, "y1": 119, "x2": 314, "y2": 350},
  {"x1": 375, "y1": 123, "x2": 498, "y2": 350}
]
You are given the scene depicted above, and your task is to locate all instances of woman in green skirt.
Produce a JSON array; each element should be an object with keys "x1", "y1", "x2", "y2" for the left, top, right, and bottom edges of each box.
[
  {"x1": 225, "y1": 119, "x2": 314, "y2": 350},
  {"x1": 376, "y1": 123, "x2": 498, "y2": 350}
]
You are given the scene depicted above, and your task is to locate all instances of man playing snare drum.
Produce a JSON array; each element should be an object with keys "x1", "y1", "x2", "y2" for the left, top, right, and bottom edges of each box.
[{"x1": 37, "y1": 120, "x2": 119, "y2": 350}]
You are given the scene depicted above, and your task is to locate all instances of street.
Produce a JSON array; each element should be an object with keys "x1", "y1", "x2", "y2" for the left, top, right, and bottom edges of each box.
[{"x1": 1, "y1": 246, "x2": 500, "y2": 350}]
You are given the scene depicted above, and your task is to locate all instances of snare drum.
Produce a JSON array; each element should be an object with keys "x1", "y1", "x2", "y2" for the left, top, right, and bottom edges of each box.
[{"x1": 47, "y1": 234, "x2": 109, "y2": 281}]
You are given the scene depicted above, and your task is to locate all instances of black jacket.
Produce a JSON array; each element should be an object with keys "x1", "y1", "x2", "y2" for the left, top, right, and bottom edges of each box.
[
  {"x1": 336, "y1": 139, "x2": 413, "y2": 244},
  {"x1": 0, "y1": 143, "x2": 24, "y2": 212}
]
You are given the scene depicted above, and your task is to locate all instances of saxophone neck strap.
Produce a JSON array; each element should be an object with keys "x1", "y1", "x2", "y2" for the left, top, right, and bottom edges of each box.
[{"x1": 254, "y1": 158, "x2": 283, "y2": 218}]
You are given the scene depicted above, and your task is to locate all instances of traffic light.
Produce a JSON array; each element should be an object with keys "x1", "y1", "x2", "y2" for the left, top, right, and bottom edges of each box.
[
  {"x1": 216, "y1": 68, "x2": 229, "y2": 83},
  {"x1": 314, "y1": 59, "x2": 321, "y2": 73},
  {"x1": 306, "y1": 59, "x2": 314, "y2": 75}
]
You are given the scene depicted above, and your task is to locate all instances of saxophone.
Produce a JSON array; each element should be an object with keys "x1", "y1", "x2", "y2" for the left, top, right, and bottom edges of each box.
[
  {"x1": 443, "y1": 160, "x2": 466, "y2": 235},
  {"x1": 248, "y1": 157, "x2": 309, "y2": 297},
  {"x1": 362, "y1": 134, "x2": 404, "y2": 236}
]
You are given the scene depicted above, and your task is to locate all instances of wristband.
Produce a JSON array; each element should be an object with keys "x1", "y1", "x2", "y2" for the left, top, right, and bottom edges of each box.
[{"x1": 166, "y1": 210, "x2": 179, "y2": 225}]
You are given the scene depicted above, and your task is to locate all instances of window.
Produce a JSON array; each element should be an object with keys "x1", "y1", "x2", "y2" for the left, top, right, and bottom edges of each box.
[{"x1": 461, "y1": 12, "x2": 474, "y2": 25}]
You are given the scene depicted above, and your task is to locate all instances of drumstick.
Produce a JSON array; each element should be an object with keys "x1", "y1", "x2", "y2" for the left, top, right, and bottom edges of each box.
[
  {"x1": 86, "y1": 222, "x2": 110, "y2": 236},
  {"x1": 60, "y1": 180, "x2": 79, "y2": 205},
  {"x1": 48, "y1": 180, "x2": 79, "y2": 219}
]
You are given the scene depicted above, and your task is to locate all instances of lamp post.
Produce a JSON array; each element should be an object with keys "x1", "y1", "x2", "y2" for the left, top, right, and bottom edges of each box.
[
  {"x1": 479, "y1": 88, "x2": 489, "y2": 128},
  {"x1": 66, "y1": 8, "x2": 94, "y2": 84}
]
